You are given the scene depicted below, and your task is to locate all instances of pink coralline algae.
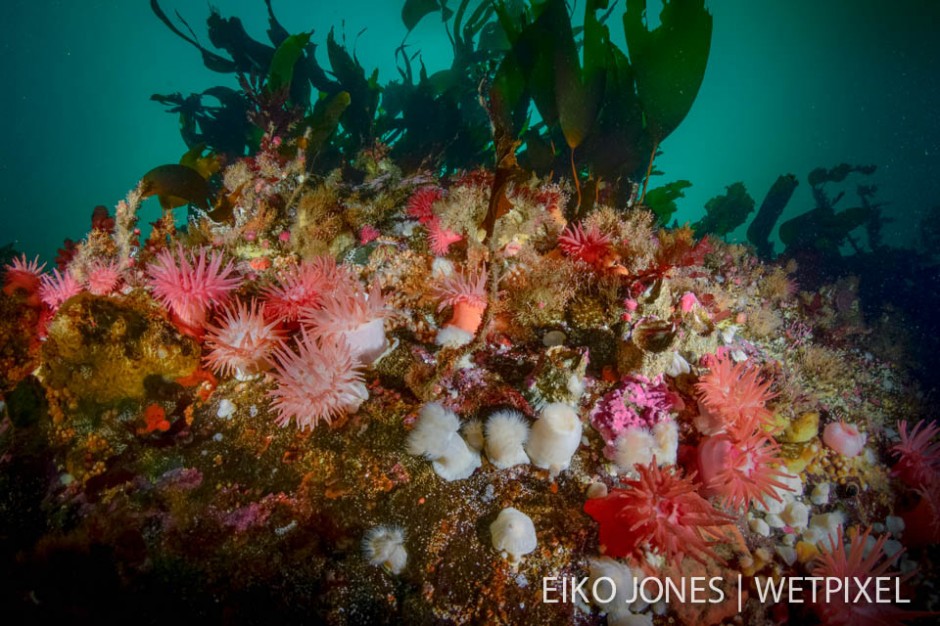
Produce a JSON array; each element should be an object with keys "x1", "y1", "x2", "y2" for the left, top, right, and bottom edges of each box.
[
  {"x1": 679, "y1": 291, "x2": 700, "y2": 313},
  {"x1": 223, "y1": 501, "x2": 271, "y2": 534},
  {"x1": 590, "y1": 375, "x2": 682, "y2": 449}
]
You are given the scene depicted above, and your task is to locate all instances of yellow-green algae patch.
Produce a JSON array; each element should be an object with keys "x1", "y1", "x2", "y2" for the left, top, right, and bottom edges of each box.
[{"x1": 40, "y1": 292, "x2": 200, "y2": 403}]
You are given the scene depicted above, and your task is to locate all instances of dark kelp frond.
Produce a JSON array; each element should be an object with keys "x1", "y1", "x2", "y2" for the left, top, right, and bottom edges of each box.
[{"x1": 624, "y1": 0, "x2": 713, "y2": 141}]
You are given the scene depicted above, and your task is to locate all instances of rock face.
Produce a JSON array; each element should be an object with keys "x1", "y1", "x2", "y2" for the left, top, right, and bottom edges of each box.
[{"x1": 41, "y1": 292, "x2": 200, "y2": 403}]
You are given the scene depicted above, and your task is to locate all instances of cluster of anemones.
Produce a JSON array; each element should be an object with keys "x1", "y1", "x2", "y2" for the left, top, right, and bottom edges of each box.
[
  {"x1": 4, "y1": 254, "x2": 127, "y2": 312},
  {"x1": 582, "y1": 353, "x2": 796, "y2": 568},
  {"x1": 694, "y1": 355, "x2": 792, "y2": 510},
  {"x1": 263, "y1": 270, "x2": 389, "y2": 429},
  {"x1": 2, "y1": 254, "x2": 130, "y2": 342},
  {"x1": 144, "y1": 246, "x2": 390, "y2": 431}
]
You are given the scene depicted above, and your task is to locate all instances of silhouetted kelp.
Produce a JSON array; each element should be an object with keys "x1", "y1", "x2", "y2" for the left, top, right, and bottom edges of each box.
[
  {"x1": 151, "y1": 0, "x2": 713, "y2": 216},
  {"x1": 692, "y1": 181, "x2": 755, "y2": 238},
  {"x1": 746, "y1": 174, "x2": 798, "y2": 259}
]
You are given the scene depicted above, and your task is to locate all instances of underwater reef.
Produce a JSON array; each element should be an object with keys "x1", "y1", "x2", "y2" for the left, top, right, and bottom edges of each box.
[{"x1": 2, "y1": 1, "x2": 939, "y2": 624}]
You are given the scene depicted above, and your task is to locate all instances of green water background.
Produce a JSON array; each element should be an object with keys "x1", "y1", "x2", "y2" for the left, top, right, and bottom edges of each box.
[{"x1": 2, "y1": 0, "x2": 938, "y2": 262}]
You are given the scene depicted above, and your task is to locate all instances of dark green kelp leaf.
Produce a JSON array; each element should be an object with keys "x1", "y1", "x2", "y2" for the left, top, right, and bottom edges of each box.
[
  {"x1": 496, "y1": 0, "x2": 561, "y2": 128},
  {"x1": 552, "y1": 0, "x2": 605, "y2": 149},
  {"x1": 747, "y1": 174, "x2": 798, "y2": 257},
  {"x1": 624, "y1": 0, "x2": 712, "y2": 141},
  {"x1": 150, "y1": 0, "x2": 238, "y2": 73},
  {"x1": 578, "y1": 45, "x2": 646, "y2": 178},
  {"x1": 779, "y1": 206, "x2": 872, "y2": 251},
  {"x1": 267, "y1": 32, "x2": 312, "y2": 94},
  {"x1": 491, "y1": 47, "x2": 528, "y2": 131},
  {"x1": 327, "y1": 28, "x2": 381, "y2": 143}
]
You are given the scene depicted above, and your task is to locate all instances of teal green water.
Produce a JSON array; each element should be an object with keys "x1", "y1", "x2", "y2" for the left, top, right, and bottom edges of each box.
[{"x1": 2, "y1": 0, "x2": 938, "y2": 261}]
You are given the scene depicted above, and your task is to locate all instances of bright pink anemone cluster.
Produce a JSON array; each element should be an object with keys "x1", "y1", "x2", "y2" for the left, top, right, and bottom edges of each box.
[
  {"x1": 5, "y1": 254, "x2": 126, "y2": 312},
  {"x1": 589, "y1": 374, "x2": 681, "y2": 449},
  {"x1": 583, "y1": 461, "x2": 734, "y2": 565},
  {"x1": 427, "y1": 220, "x2": 463, "y2": 256},
  {"x1": 809, "y1": 527, "x2": 929, "y2": 626},
  {"x1": 267, "y1": 330, "x2": 368, "y2": 430},
  {"x1": 891, "y1": 419, "x2": 940, "y2": 488},
  {"x1": 557, "y1": 223, "x2": 613, "y2": 268},
  {"x1": 204, "y1": 299, "x2": 283, "y2": 380},
  {"x1": 85, "y1": 259, "x2": 123, "y2": 296},
  {"x1": 405, "y1": 186, "x2": 442, "y2": 223},
  {"x1": 147, "y1": 245, "x2": 240, "y2": 330},
  {"x1": 256, "y1": 258, "x2": 391, "y2": 428},
  {"x1": 359, "y1": 224, "x2": 380, "y2": 245}
]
